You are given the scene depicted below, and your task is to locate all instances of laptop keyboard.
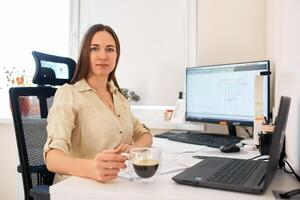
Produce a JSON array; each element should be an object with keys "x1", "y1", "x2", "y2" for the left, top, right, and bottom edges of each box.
[
  {"x1": 207, "y1": 159, "x2": 262, "y2": 185},
  {"x1": 155, "y1": 130, "x2": 242, "y2": 148}
]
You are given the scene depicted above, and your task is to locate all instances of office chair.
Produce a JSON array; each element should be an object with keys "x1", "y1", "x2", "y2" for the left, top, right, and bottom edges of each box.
[{"x1": 9, "y1": 51, "x2": 75, "y2": 200}]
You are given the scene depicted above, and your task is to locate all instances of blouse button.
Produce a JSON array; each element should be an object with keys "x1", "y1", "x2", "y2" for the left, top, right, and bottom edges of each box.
[
  {"x1": 117, "y1": 114, "x2": 121, "y2": 117},
  {"x1": 120, "y1": 131, "x2": 123, "y2": 133}
]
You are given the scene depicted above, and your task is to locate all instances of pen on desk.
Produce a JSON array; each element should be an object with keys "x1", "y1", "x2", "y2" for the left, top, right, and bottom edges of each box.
[
  {"x1": 264, "y1": 116, "x2": 268, "y2": 124},
  {"x1": 193, "y1": 155, "x2": 204, "y2": 159},
  {"x1": 193, "y1": 155, "x2": 225, "y2": 160},
  {"x1": 193, "y1": 155, "x2": 213, "y2": 159}
]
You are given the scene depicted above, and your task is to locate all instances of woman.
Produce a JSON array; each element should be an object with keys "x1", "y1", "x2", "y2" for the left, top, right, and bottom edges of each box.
[{"x1": 44, "y1": 24, "x2": 153, "y2": 183}]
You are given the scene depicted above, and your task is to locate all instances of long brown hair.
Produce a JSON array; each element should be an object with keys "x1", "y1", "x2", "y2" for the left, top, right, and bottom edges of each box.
[{"x1": 70, "y1": 24, "x2": 122, "y2": 92}]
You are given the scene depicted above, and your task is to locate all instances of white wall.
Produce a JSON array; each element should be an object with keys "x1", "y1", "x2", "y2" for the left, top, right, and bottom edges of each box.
[
  {"x1": 72, "y1": 0, "x2": 197, "y2": 106},
  {"x1": 0, "y1": 123, "x2": 18, "y2": 200},
  {"x1": 197, "y1": 0, "x2": 266, "y2": 66},
  {"x1": 266, "y1": 0, "x2": 300, "y2": 173}
]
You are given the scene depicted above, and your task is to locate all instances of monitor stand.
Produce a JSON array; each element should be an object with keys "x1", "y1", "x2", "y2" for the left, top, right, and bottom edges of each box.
[{"x1": 228, "y1": 124, "x2": 237, "y2": 136}]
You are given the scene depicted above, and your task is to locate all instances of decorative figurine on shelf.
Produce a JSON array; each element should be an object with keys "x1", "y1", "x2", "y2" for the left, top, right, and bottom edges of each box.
[
  {"x1": 3, "y1": 67, "x2": 31, "y2": 87},
  {"x1": 2, "y1": 67, "x2": 33, "y2": 115}
]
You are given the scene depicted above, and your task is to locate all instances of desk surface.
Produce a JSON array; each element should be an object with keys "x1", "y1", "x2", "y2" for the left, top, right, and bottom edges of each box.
[{"x1": 50, "y1": 138, "x2": 298, "y2": 200}]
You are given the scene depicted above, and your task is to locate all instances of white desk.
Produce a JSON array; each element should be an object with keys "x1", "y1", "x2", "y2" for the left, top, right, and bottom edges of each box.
[{"x1": 50, "y1": 138, "x2": 299, "y2": 200}]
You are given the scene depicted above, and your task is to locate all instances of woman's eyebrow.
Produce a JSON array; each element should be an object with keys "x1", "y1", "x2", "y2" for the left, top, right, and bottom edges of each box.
[
  {"x1": 107, "y1": 45, "x2": 116, "y2": 48},
  {"x1": 90, "y1": 44, "x2": 99, "y2": 47},
  {"x1": 90, "y1": 44, "x2": 115, "y2": 48}
]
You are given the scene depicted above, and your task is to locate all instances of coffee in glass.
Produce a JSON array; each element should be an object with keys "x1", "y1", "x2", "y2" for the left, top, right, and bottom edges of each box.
[
  {"x1": 129, "y1": 147, "x2": 161, "y2": 181},
  {"x1": 133, "y1": 159, "x2": 159, "y2": 178}
]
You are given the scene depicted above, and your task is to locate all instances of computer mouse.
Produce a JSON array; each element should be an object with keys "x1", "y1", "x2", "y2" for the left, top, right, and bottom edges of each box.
[{"x1": 220, "y1": 144, "x2": 240, "y2": 153}]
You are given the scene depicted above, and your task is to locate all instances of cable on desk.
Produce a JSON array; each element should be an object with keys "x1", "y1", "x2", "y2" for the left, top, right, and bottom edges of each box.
[
  {"x1": 279, "y1": 188, "x2": 300, "y2": 199},
  {"x1": 283, "y1": 160, "x2": 300, "y2": 181},
  {"x1": 275, "y1": 160, "x2": 300, "y2": 199},
  {"x1": 242, "y1": 126, "x2": 253, "y2": 137}
]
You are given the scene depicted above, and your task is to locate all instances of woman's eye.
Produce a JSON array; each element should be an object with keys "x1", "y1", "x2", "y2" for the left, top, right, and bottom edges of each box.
[
  {"x1": 106, "y1": 47, "x2": 115, "y2": 52},
  {"x1": 90, "y1": 47, "x2": 99, "y2": 52}
]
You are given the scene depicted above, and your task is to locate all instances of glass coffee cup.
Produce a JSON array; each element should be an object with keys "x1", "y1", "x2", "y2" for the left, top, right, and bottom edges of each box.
[{"x1": 129, "y1": 147, "x2": 161, "y2": 181}]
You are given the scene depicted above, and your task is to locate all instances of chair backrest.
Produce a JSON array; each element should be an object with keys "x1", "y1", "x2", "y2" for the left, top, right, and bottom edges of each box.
[
  {"x1": 32, "y1": 51, "x2": 76, "y2": 86},
  {"x1": 9, "y1": 51, "x2": 75, "y2": 200},
  {"x1": 10, "y1": 87, "x2": 56, "y2": 200}
]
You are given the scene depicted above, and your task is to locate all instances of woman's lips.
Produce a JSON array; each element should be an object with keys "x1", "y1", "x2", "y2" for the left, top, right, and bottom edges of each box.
[{"x1": 96, "y1": 64, "x2": 109, "y2": 67}]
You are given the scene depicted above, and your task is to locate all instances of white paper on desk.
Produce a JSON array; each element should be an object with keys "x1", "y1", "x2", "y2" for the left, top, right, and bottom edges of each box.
[
  {"x1": 160, "y1": 152, "x2": 199, "y2": 174},
  {"x1": 153, "y1": 138, "x2": 206, "y2": 154}
]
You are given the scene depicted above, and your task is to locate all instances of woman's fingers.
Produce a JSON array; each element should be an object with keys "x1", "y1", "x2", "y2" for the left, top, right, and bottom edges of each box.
[
  {"x1": 103, "y1": 168, "x2": 120, "y2": 175},
  {"x1": 97, "y1": 174, "x2": 118, "y2": 182},
  {"x1": 91, "y1": 148, "x2": 130, "y2": 182},
  {"x1": 96, "y1": 153, "x2": 127, "y2": 162},
  {"x1": 114, "y1": 144, "x2": 126, "y2": 153},
  {"x1": 100, "y1": 161, "x2": 126, "y2": 170},
  {"x1": 102, "y1": 148, "x2": 121, "y2": 154},
  {"x1": 94, "y1": 152, "x2": 127, "y2": 171},
  {"x1": 115, "y1": 143, "x2": 132, "y2": 153}
]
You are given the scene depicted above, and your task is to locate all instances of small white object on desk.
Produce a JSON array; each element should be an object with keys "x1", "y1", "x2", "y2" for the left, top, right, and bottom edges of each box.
[
  {"x1": 170, "y1": 96, "x2": 185, "y2": 123},
  {"x1": 243, "y1": 144, "x2": 258, "y2": 151}
]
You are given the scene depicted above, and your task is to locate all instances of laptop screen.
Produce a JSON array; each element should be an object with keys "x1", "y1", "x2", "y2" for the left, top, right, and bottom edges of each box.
[{"x1": 264, "y1": 96, "x2": 291, "y2": 188}]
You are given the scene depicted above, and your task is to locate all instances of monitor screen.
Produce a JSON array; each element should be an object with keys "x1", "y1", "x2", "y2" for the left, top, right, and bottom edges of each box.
[{"x1": 186, "y1": 60, "x2": 270, "y2": 126}]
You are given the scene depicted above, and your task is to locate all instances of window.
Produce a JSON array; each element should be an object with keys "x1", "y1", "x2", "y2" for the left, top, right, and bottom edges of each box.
[{"x1": 0, "y1": 0, "x2": 70, "y2": 88}]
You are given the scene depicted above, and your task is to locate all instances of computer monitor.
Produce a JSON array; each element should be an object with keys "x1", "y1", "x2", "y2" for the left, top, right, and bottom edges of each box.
[{"x1": 186, "y1": 60, "x2": 270, "y2": 136}]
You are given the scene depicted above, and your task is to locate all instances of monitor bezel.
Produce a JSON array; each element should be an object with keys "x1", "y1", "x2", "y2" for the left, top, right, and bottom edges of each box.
[{"x1": 185, "y1": 60, "x2": 271, "y2": 126}]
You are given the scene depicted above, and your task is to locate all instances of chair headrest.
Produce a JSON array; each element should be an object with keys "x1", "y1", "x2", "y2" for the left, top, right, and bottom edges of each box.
[{"x1": 32, "y1": 51, "x2": 76, "y2": 86}]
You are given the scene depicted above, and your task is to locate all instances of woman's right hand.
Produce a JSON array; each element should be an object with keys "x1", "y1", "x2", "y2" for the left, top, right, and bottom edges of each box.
[{"x1": 89, "y1": 148, "x2": 127, "y2": 182}]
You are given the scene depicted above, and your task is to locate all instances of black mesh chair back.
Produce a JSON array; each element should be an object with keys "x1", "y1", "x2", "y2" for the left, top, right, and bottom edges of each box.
[
  {"x1": 10, "y1": 87, "x2": 56, "y2": 200},
  {"x1": 9, "y1": 51, "x2": 75, "y2": 200}
]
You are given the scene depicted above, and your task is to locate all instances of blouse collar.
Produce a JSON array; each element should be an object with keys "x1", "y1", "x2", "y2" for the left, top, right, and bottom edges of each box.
[{"x1": 74, "y1": 78, "x2": 118, "y2": 94}]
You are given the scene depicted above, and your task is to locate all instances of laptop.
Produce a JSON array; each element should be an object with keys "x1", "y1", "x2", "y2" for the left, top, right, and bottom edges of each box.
[{"x1": 172, "y1": 96, "x2": 291, "y2": 194}]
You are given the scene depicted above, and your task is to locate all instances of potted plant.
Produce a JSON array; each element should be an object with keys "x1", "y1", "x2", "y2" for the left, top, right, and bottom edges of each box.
[{"x1": 121, "y1": 88, "x2": 141, "y2": 102}]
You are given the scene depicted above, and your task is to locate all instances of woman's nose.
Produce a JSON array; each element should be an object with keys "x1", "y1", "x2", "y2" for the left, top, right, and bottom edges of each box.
[{"x1": 97, "y1": 50, "x2": 108, "y2": 60}]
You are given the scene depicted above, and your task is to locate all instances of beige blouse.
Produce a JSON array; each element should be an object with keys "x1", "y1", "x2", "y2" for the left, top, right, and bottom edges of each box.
[{"x1": 44, "y1": 79, "x2": 150, "y2": 181}]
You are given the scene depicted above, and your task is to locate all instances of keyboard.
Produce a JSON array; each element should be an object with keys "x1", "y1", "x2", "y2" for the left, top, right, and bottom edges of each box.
[
  {"x1": 207, "y1": 159, "x2": 262, "y2": 185},
  {"x1": 154, "y1": 130, "x2": 243, "y2": 148}
]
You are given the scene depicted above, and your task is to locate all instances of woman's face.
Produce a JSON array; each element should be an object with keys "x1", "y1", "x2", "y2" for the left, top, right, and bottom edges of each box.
[{"x1": 89, "y1": 31, "x2": 117, "y2": 79}]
